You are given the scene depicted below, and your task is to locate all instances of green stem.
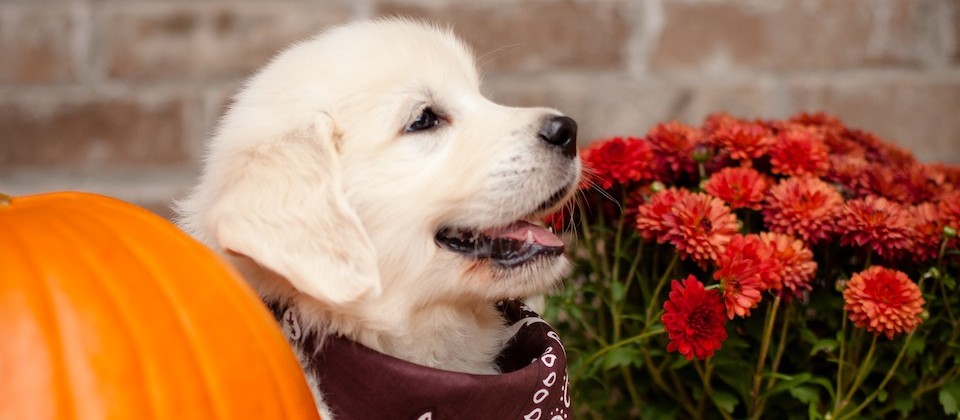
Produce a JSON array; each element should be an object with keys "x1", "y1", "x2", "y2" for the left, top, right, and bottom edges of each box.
[
  {"x1": 571, "y1": 328, "x2": 665, "y2": 387},
  {"x1": 694, "y1": 358, "x2": 732, "y2": 420},
  {"x1": 620, "y1": 365, "x2": 642, "y2": 413},
  {"x1": 834, "y1": 335, "x2": 879, "y2": 417},
  {"x1": 766, "y1": 304, "x2": 792, "y2": 389},
  {"x1": 835, "y1": 315, "x2": 848, "y2": 410},
  {"x1": 837, "y1": 332, "x2": 914, "y2": 420},
  {"x1": 639, "y1": 349, "x2": 698, "y2": 417},
  {"x1": 610, "y1": 209, "x2": 627, "y2": 342},
  {"x1": 644, "y1": 253, "x2": 680, "y2": 325},
  {"x1": 749, "y1": 295, "x2": 781, "y2": 418}
]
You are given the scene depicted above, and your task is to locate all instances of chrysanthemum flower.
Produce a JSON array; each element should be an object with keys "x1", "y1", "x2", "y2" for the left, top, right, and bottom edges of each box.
[
  {"x1": 836, "y1": 196, "x2": 914, "y2": 260},
  {"x1": 906, "y1": 203, "x2": 941, "y2": 263},
  {"x1": 580, "y1": 137, "x2": 654, "y2": 190},
  {"x1": 646, "y1": 122, "x2": 703, "y2": 181},
  {"x1": 763, "y1": 177, "x2": 844, "y2": 244},
  {"x1": 704, "y1": 167, "x2": 770, "y2": 210},
  {"x1": 662, "y1": 275, "x2": 728, "y2": 360},
  {"x1": 635, "y1": 188, "x2": 692, "y2": 242},
  {"x1": 768, "y1": 128, "x2": 831, "y2": 177},
  {"x1": 760, "y1": 232, "x2": 817, "y2": 297},
  {"x1": 661, "y1": 193, "x2": 740, "y2": 267},
  {"x1": 714, "y1": 234, "x2": 777, "y2": 318},
  {"x1": 938, "y1": 190, "x2": 960, "y2": 249},
  {"x1": 708, "y1": 121, "x2": 775, "y2": 164},
  {"x1": 788, "y1": 112, "x2": 844, "y2": 130},
  {"x1": 843, "y1": 266, "x2": 925, "y2": 339}
]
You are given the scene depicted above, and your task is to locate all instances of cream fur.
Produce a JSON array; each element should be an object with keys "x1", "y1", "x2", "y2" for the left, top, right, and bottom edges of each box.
[{"x1": 176, "y1": 18, "x2": 580, "y2": 417}]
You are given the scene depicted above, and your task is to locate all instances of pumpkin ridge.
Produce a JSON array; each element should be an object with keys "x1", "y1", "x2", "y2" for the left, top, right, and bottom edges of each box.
[
  {"x1": 86, "y1": 196, "x2": 314, "y2": 418},
  {"x1": 3, "y1": 220, "x2": 78, "y2": 420},
  {"x1": 52, "y1": 208, "x2": 173, "y2": 419},
  {"x1": 66, "y1": 200, "x2": 229, "y2": 419}
]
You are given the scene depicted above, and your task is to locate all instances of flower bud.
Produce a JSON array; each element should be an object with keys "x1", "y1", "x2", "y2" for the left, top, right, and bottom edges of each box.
[
  {"x1": 650, "y1": 181, "x2": 666, "y2": 193},
  {"x1": 834, "y1": 278, "x2": 847, "y2": 293},
  {"x1": 692, "y1": 144, "x2": 711, "y2": 163},
  {"x1": 944, "y1": 225, "x2": 958, "y2": 238}
]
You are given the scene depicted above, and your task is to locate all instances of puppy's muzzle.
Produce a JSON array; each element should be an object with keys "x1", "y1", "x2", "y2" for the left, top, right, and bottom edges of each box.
[{"x1": 539, "y1": 116, "x2": 578, "y2": 159}]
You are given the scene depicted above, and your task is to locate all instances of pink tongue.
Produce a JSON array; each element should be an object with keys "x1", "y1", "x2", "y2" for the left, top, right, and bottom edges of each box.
[{"x1": 483, "y1": 221, "x2": 564, "y2": 248}]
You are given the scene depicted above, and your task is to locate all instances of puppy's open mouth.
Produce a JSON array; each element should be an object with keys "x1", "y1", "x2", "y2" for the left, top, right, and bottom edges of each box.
[{"x1": 435, "y1": 187, "x2": 570, "y2": 268}]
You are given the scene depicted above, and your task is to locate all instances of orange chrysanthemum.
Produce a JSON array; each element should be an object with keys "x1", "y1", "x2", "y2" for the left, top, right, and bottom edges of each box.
[
  {"x1": 661, "y1": 193, "x2": 740, "y2": 267},
  {"x1": 843, "y1": 266, "x2": 925, "y2": 339},
  {"x1": 759, "y1": 232, "x2": 817, "y2": 297},
  {"x1": 662, "y1": 275, "x2": 729, "y2": 360},
  {"x1": 703, "y1": 167, "x2": 770, "y2": 210},
  {"x1": 836, "y1": 196, "x2": 914, "y2": 260},
  {"x1": 581, "y1": 137, "x2": 655, "y2": 189},
  {"x1": 707, "y1": 121, "x2": 774, "y2": 163},
  {"x1": 763, "y1": 177, "x2": 844, "y2": 244},
  {"x1": 714, "y1": 234, "x2": 777, "y2": 318},
  {"x1": 768, "y1": 128, "x2": 831, "y2": 177},
  {"x1": 635, "y1": 188, "x2": 692, "y2": 242}
]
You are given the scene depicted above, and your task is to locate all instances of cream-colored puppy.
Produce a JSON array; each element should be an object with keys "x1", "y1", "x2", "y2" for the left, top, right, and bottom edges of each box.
[{"x1": 177, "y1": 18, "x2": 579, "y2": 415}]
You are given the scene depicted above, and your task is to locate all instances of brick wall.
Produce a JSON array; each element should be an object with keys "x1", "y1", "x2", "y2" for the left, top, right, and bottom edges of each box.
[{"x1": 2, "y1": 0, "x2": 959, "y2": 218}]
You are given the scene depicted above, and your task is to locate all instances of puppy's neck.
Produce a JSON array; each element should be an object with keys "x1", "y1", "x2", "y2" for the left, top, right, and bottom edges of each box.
[
  {"x1": 297, "y1": 296, "x2": 510, "y2": 375},
  {"x1": 373, "y1": 301, "x2": 510, "y2": 374}
]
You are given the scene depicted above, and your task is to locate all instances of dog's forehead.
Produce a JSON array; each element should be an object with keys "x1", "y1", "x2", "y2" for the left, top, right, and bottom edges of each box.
[{"x1": 321, "y1": 20, "x2": 478, "y2": 83}]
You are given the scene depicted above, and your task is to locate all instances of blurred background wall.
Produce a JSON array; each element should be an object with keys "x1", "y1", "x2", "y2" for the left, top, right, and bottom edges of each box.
[{"x1": 1, "y1": 0, "x2": 958, "y2": 218}]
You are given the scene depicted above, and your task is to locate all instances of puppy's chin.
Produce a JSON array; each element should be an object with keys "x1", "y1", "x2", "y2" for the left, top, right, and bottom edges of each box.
[{"x1": 455, "y1": 253, "x2": 572, "y2": 300}]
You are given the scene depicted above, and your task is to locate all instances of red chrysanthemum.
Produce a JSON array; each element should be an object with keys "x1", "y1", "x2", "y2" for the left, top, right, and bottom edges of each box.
[
  {"x1": 763, "y1": 176, "x2": 844, "y2": 244},
  {"x1": 635, "y1": 188, "x2": 692, "y2": 242},
  {"x1": 759, "y1": 232, "x2": 817, "y2": 298},
  {"x1": 836, "y1": 196, "x2": 915, "y2": 260},
  {"x1": 662, "y1": 275, "x2": 728, "y2": 360},
  {"x1": 826, "y1": 155, "x2": 873, "y2": 197},
  {"x1": 707, "y1": 121, "x2": 775, "y2": 164},
  {"x1": 661, "y1": 193, "x2": 740, "y2": 267},
  {"x1": 907, "y1": 203, "x2": 941, "y2": 263},
  {"x1": 580, "y1": 137, "x2": 655, "y2": 190},
  {"x1": 768, "y1": 128, "x2": 831, "y2": 177},
  {"x1": 714, "y1": 234, "x2": 777, "y2": 318},
  {"x1": 646, "y1": 122, "x2": 703, "y2": 181},
  {"x1": 788, "y1": 112, "x2": 845, "y2": 130},
  {"x1": 703, "y1": 167, "x2": 770, "y2": 210},
  {"x1": 843, "y1": 266, "x2": 925, "y2": 339},
  {"x1": 938, "y1": 190, "x2": 960, "y2": 249}
]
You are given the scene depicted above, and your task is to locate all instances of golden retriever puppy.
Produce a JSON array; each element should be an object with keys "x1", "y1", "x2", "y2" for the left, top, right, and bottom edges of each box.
[{"x1": 177, "y1": 18, "x2": 579, "y2": 418}]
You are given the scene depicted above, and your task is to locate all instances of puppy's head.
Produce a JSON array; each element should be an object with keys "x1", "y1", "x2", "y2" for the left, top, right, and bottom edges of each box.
[{"x1": 178, "y1": 18, "x2": 580, "y2": 315}]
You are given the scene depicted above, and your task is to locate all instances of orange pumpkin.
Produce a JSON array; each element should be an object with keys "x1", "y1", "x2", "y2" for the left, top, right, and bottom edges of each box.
[{"x1": 0, "y1": 192, "x2": 320, "y2": 420}]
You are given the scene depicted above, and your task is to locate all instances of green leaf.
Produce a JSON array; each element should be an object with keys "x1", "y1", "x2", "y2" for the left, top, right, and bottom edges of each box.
[
  {"x1": 944, "y1": 272, "x2": 957, "y2": 290},
  {"x1": 611, "y1": 281, "x2": 626, "y2": 302},
  {"x1": 894, "y1": 392, "x2": 915, "y2": 417},
  {"x1": 765, "y1": 373, "x2": 812, "y2": 397},
  {"x1": 940, "y1": 381, "x2": 960, "y2": 415},
  {"x1": 711, "y1": 390, "x2": 739, "y2": 414},
  {"x1": 788, "y1": 385, "x2": 819, "y2": 404},
  {"x1": 601, "y1": 347, "x2": 641, "y2": 371},
  {"x1": 877, "y1": 389, "x2": 888, "y2": 403},
  {"x1": 810, "y1": 339, "x2": 839, "y2": 356}
]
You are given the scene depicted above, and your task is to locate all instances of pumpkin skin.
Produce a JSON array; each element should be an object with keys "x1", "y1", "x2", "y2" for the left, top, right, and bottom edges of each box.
[{"x1": 0, "y1": 192, "x2": 320, "y2": 420}]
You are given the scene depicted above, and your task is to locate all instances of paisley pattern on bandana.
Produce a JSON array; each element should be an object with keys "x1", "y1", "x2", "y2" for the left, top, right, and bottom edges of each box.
[{"x1": 269, "y1": 300, "x2": 571, "y2": 420}]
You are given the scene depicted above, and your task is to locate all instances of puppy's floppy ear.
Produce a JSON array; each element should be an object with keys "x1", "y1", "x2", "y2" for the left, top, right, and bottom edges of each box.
[{"x1": 209, "y1": 113, "x2": 381, "y2": 306}]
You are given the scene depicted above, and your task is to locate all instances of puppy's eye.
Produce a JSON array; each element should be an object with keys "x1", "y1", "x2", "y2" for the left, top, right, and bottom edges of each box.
[{"x1": 406, "y1": 108, "x2": 442, "y2": 132}]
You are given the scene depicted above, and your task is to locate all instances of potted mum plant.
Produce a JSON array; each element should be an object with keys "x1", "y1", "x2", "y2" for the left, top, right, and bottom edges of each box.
[{"x1": 545, "y1": 112, "x2": 960, "y2": 419}]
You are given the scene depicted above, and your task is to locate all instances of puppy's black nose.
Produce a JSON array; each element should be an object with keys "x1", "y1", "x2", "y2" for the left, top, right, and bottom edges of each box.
[{"x1": 539, "y1": 116, "x2": 578, "y2": 159}]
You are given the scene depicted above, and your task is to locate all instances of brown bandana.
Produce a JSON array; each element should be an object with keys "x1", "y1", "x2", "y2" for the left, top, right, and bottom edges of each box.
[{"x1": 269, "y1": 300, "x2": 571, "y2": 420}]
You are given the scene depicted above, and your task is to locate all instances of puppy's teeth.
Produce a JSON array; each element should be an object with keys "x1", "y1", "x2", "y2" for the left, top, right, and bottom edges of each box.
[{"x1": 525, "y1": 230, "x2": 535, "y2": 244}]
